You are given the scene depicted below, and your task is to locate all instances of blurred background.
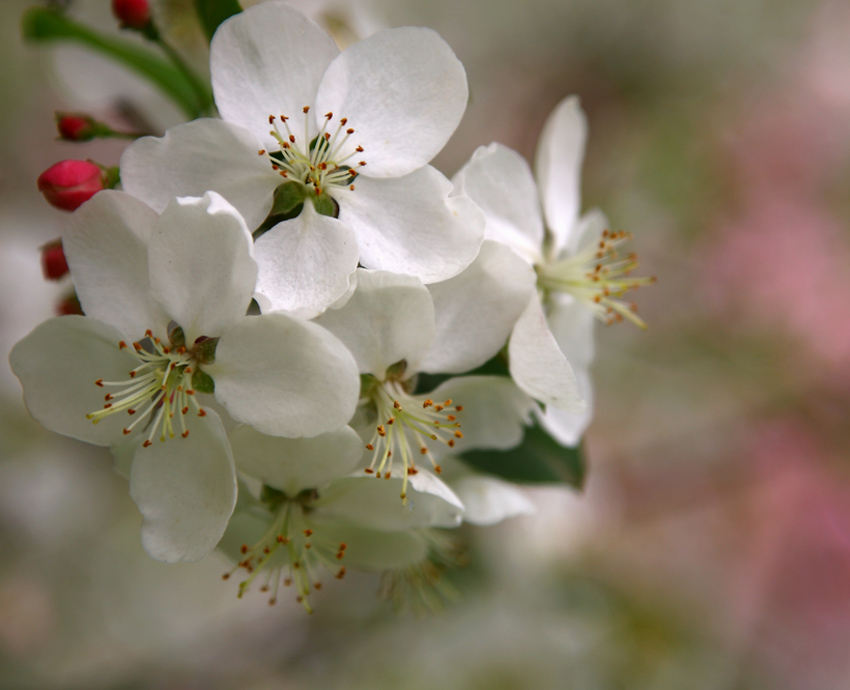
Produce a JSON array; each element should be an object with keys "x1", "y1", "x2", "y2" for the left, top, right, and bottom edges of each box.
[{"x1": 3, "y1": 0, "x2": 850, "y2": 688}]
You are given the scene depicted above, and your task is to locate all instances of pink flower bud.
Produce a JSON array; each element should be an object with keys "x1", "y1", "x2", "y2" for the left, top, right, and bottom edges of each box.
[
  {"x1": 112, "y1": 0, "x2": 152, "y2": 30},
  {"x1": 37, "y1": 160, "x2": 105, "y2": 212},
  {"x1": 56, "y1": 113, "x2": 98, "y2": 142},
  {"x1": 41, "y1": 241, "x2": 69, "y2": 281}
]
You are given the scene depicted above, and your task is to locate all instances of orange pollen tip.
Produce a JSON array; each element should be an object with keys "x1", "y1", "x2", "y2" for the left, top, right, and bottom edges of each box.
[
  {"x1": 377, "y1": 425, "x2": 386, "y2": 436},
  {"x1": 434, "y1": 465, "x2": 442, "y2": 473},
  {"x1": 95, "y1": 379, "x2": 104, "y2": 387},
  {"x1": 387, "y1": 417, "x2": 395, "y2": 425},
  {"x1": 444, "y1": 399, "x2": 452, "y2": 405},
  {"x1": 127, "y1": 408, "x2": 136, "y2": 415},
  {"x1": 268, "y1": 115, "x2": 275, "y2": 124},
  {"x1": 423, "y1": 399, "x2": 433, "y2": 408},
  {"x1": 359, "y1": 161, "x2": 366, "y2": 166},
  {"x1": 365, "y1": 443, "x2": 374, "y2": 451},
  {"x1": 455, "y1": 405, "x2": 464, "y2": 411},
  {"x1": 129, "y1": 371, "x2": 137, "y2": 378},
  {"x1": 182, "y1": 406, "x2": 188, "y2": 414},
  {"x1": 304, "y1": 529, "x2": 313, "y2": 537},
  {"x1": 289, "y1": 135, "x2": 295, "y2": 143},
  {"x1": 303, "y1": 106, "x2": 310, "y2": 113},
  {"x1": 454, "y1": 431, "x2": 463, "y2": 438},
  {"x1": 447, "y1": 440, "x2": 455, "y2": 448},
  {"x1": 340, "y1": 118, "x2": 347, "y2": 125},
  {"x1": 393, "y1": 400, "x2": 401, "y2": 409},
  {"x1": 143, "y1": 440, "x2": 152, "y2": 448},
  {"x1": 197, "y1": 409, "x2": 206, "y2": 417},
  {"x1": 145, "y1": 329, "x2": 153, "y2": 337},
  {"x1": 347, "y1": 128, "x2": 355, "y2": 135},
  {"x1": 325, "y1": 111, "x2": 333, "y2": 119},
  {"x1": 384, "y1": 471, "x2": 391, "y2": 479},
  {"x1": 324, "y1": 133, "x2": 331, "y2": 141},
  {"x1": 186, "y1": 390, "x2": 195, "y2": 395},
  {"x1": 103, "y1": 403, "x2": 112, "y2": 409},
  {"x1": 258, "y1": 149, "x2": 266, "y2": 155},
  {"x1": 447, "y1": 414, "x2": 456, "y2": 421},
  {"x1": 104, "y1": 393, "x2": 113, "y2": 401},
  {"x1": 118, "y1": 341, "x2": 127, "y2": 350},
  {"x1": 123, "y1": 428, "x2": 131, "y2": 435},
  {"x1": 364, "y1": 468, "x2": 374, "y2": 474},
  {"x1": 350, "y1": 185, "x2": 355, "y2": 190},
  {"x1": 304, "y1": 544, "x2": 312, "y2": 550},
  {"x1": 240, "y1": 544, "x2": 248, "y2": 554},
  {"x1": 133, "y1": 342, "x2": 142, "y2": 351},
  {"x1": 181, "y1": 430, "x2": 189, "y2": 438},
  {"x1": 222, "y1": 573, "x2": 230, "y2": 580},
  {"x1": 420, "y1": 447, "x2": 428, "y2": 455}
]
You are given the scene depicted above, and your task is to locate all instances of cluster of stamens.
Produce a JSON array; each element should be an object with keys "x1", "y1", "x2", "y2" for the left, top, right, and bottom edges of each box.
[
  {"x1": 260, "y1": 107, "x2": 366, "y2": 196},
  {"x1": 363, "y1": 380, "x2": 464, "y2": 502},
  {"x1": 86, "y1": 329, "x2": 204, "y2": 447},
  {"x1": 223, "y1": 495, "x2": 347, "y2": 614},
  {"x1": 537, "y1": 229, "x2": 656, "y2": 327}
]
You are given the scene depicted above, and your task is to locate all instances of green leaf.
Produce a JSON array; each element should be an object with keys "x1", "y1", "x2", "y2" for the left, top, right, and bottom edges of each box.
[
  {"x1": 22, "y1": 8, "x2": 204, "y2": 119},
  {"x1": 458, "y1": 422, "x2": 586, "y2": 488},
  {"x1": 194, "y1": 0, "x2": 242, "y2": 42},
  {"x1": 191, "y1": 368, "x2": 215, "y2": 394}
]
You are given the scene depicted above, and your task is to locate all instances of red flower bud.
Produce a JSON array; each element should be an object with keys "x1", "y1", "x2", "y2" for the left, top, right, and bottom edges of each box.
[
  {"x1": 112, "y1": 0, "x2": 152, "y2": 30},
  {"x1": 37, "y1": 160, "x2": 104, "y2": 212},
  {"x1": 56, "y1": 113, "x2": 98, "y2": 142},
  {"x1": 56, "y1": 295, "x2": 83, "y2": 317},
  {"x1": 41, "y1": 241, "x2": 69, "y2": 281}
]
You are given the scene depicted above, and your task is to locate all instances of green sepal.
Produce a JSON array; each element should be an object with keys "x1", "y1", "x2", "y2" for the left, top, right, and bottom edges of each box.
[
  {"x1": 270, "y1": 181, "x2": 307, "y2": 217},
  {"x1": 260, "y1": 484, "x2": 286, "y2": 509},
  {"x1": 458, "y1": 422, "x2": 586, "y2": 489},
  {"x1": 191, "y1": 368, "x2": 215, "y2": 394},
  {"x1": 192, "y1": 336, "x2": 220, "y2": 364},
  {"x1": 22, "y1": 7, "x2": 205, "y2": 119},
  {"x1": 194, "y1": 0, "x2": 243, "y2": 42},
  {"x1": 101, "y1": 166, "x2": 121, "y2": 190},
  {"x1": 168, "y1": 324, "x2": 186, "y2": 349},
  {"x1": 312, "y1": 192, "x2": 339, "y2": 218}
]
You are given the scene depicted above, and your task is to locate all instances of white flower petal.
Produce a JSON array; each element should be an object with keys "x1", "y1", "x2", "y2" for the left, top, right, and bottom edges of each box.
[
  {"x1": 536, "y1": 369, "x2": 594, "y2": 447},
  {"x1": 313, "y1": 269, "x2": 435, "y2": 377},
  {"x1": 230, "y1": 425, "x2": 364, "y2": 495},
  {"x1": 451, "y1": 475, "x2": 535, "y2": 526},
  {"x1": 316, "y1": 26, "x2": 467, "y2": 177},
  {"x1": 427, "y1": 376, "x2": 535, "y2": 453},
  {"x1": 207, "y1": 313, "x2": 359, "y2": 438},
  {"x1": 149, "y1": 193, "x2": 257, "y2": 343},
  {"x1": 317, "y1": 469, "x2": 463, "y2": 530},
  {"x1": 546, "y1": 292, "x2": 596, "y2": 370},
  {"x1": 453, "y1": 143, "x2": 545, "y2": 263},
  {"x1": 129, "y1": 406, "x2": 236, "y2": 563},
  {"x1": 336, "y1": 166, "x2": 484, "y2": 283},
  {"x1": 535, "y1": 95, "x2": 587, "y2": 255},
  {"x1": 421, "y1": 241, "x2": 536, "y2": 374},
  {"x1": 9, "y1": 316, "x2": 143, "y2": 446},
  {"x1": 567, "y1": 207, "x2": 609, "y2": 259},
  {"x1": 253, "y1": 204, "x2": 359, "y2": 318},
  {"x1": 66, "y1": 191, "x2": 167, "y2": 340},
  {"x1": 120, "y1": 119, "x2": 280, "y2": 232},
  {"x1": 508, "y1": 296, "x2": 585, "y2": 411},
  {"x1": 211, "y1": 2, "x2": 339, "y2": 146}
]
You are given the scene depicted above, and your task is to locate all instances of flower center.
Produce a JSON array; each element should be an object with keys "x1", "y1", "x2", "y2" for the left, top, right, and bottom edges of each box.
[
  {"x1": 260, "y1": 107, "x2": 366, "y2": 198},
  {"x1": 536, "y1": 229, "x2": 656, "y2": 327},
  {"x1": 223, "y1": 489, "x2": 347, "y2": 614},
  {"x1": 362, "y1": 378, "x2": 464, "y2": 502},
  {"x1": 86, "y1": 327, "x2": 213, "y2": 447}
]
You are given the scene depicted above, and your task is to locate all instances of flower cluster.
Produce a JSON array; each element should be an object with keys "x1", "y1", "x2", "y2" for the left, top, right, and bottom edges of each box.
[{"x1": 14, "y1": 1, "x2": 652, "y2": 611}]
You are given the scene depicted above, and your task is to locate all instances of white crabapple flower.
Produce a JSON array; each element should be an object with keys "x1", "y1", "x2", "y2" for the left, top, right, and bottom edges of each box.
[
  {"x1": 120, "y1": 1, "x2": 484, "y2": 318},
  {"x1": 219, "y1": 425, "x2": 464, "y2": 611},
  {"x1": 313, "y1": 244, "x2": 556, "y2": 503},
  {"x1": 453, "y1": 96, "x2": 654, "y2": 445},
  {"x1": 9, "y1": 190, "x2": 360, "y2": 563}
]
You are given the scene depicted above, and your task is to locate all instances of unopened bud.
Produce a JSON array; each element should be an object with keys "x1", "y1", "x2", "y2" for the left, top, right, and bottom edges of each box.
[
  {"x1": 37, "y1": 160, "x2": 104, "y2": 211},
  {"x1": 56, "y1": 294, "x2": 83, "y2": 317},
  {"x1": 112, "y1": 0, "x2": 152, "y2": 30},
  {"x1": 41, "y1": 240, "x2": 69, "y2": 280},
  {"x1": 55, "y1": 113, "x2": 98, "y2": 142}
]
